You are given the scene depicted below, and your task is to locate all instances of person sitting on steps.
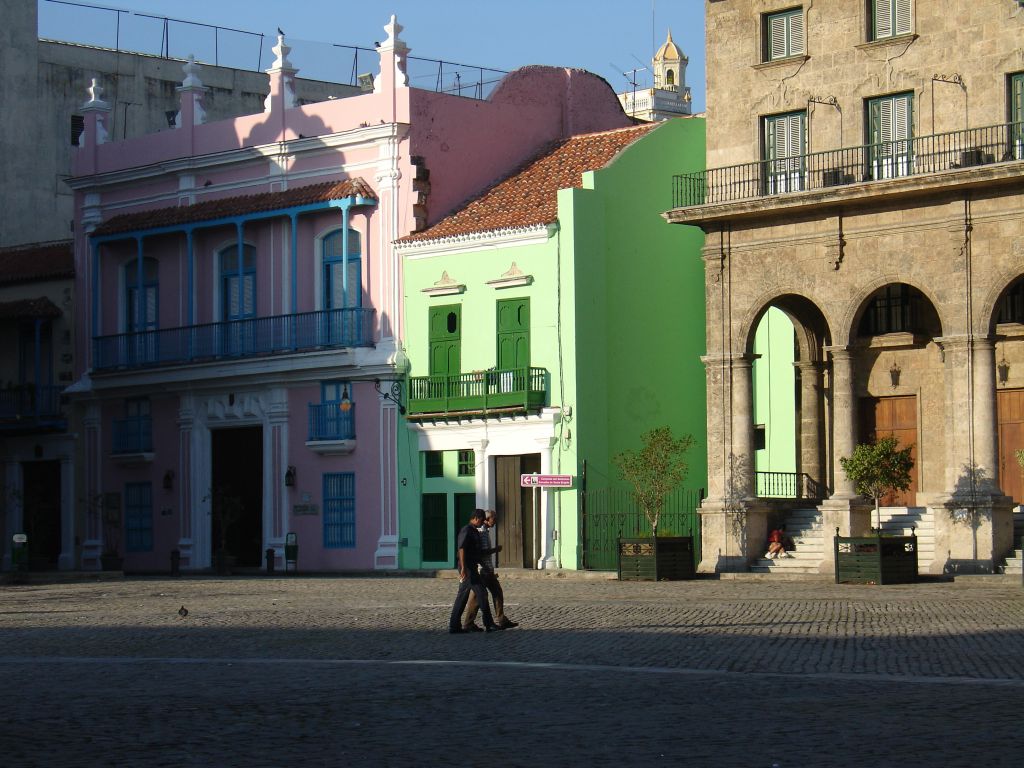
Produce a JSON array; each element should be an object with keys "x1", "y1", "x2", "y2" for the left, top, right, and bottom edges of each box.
[{"x1": 766, "y1": 526, "x2": 792, "y2": 559}]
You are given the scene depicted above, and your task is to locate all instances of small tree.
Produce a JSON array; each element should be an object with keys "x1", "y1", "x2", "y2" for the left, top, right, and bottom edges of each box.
[
  {"x1": 839, "y1": 437, "x2": 914, "y2": 532},
  {"x1": 614, "y1": 426, "x2": 695, "y2": 536}
]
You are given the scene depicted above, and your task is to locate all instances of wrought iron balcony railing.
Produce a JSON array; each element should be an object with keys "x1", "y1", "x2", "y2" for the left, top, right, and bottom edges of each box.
[
  {"x1": 673, "y1": 121, "x2": 1024, "y2": 208},
  {"x1": 408, "y1": 366, "x2": 547, "y2": 416},
  {"x1": 308, "y1": 403, "x2": 355, "y2": 442},
  {"x1": 756, "y1": 471, "x2": 827, "y2": 500},
  {"x1": 93, "y1": 307, "x2": 375, "y2": 372},
  {"x1": 112, "y1": 416, "x2": 152, "y2": 454},
  {"x1": 0, "y1": 385, "x2": 65, "y2": 424}
]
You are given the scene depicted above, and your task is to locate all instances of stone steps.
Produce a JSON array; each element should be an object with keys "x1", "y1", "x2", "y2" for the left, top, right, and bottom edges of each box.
[
  {"x1": 997, "y1": 506, "x2": 1024, "y2": 575},
  {"x1": 750, "y1": 509, "x2": 825, "y2": 575}
]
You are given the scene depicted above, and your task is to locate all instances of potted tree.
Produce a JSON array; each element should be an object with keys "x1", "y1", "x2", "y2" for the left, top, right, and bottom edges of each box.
[
  {"x1": 836, "y1": 437, "x2": 916, "y2": 584},
  {"x1": 614, "y1": 426, "x2": 697, "y2": 581}
]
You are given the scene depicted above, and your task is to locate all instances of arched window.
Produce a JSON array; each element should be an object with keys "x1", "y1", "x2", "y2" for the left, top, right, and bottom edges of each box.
[
  {"x1": 996, "y1": 277, "x2": 1024, "y2": 325},
  {"x1": 219, "y1": 244, "x2": 257, "y2": 321},
  {"x1": 322, "y1": 228, "x2": 362, "y2": 310},
  {"x1": 666, "y1": 68, "x2": 675, "y2": 86},
  {"x1": 124, "y1": 257, "x2": 159, "y2": 333}
]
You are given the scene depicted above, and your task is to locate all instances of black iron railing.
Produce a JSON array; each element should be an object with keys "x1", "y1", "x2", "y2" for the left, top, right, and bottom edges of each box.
[
  {"x1": 756, "y1": 471, "x2": 826, "y2": 500},
  {"x1": 673, "y1": 121, "x2": 1024, "y2": 208}
]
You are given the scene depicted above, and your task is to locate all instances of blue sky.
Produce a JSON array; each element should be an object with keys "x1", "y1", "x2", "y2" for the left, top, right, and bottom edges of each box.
[{"x1": 38, "y1": 0, "x2": 706, "y2": 112}]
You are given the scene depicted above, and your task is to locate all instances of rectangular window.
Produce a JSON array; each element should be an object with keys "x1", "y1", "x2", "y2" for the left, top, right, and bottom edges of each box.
[
  {"x1": 457, "y1": 450, "x2": 475, "y2": 476},
  {"x1": 323, "y1": 473, "x2": 356, "y2": 548},
  {"x1": 113, "y1": 398, "x2": 152, "y2": 454},
  {"x1": 1010, "y1": 73, "x2": 1024, "y2": 161},
  {"x1": 70, "y1": 115, "x2": 85, "y2": 146},
  {"x1": 310, "y1": 381, "x2": 353, "y2": 442},
  {"x1": 762, "y1": 111, "x2": 806, "y2": 193},
  {"x1": 866, "y1": 92, "x2": 913, "y2": 179},
  {"x1": 425, "y1": 451, "x2": 444, "y2": 478},
  {"x1": 764, "y1": 7, "x2": 804, "y2": 61},
  {"x1": 871, "y1": 0, "x2": 911, "y2": 41},
  {"x1": 124, "y1": 482, "x2": 153, "y2": 552}
]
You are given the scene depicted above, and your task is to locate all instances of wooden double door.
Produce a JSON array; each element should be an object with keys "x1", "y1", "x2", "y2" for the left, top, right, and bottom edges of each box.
[
  {"x1": 998, "y1": 389, "x2": 1024, "y2": 505},
  {"x1": 860, "y1": 395, "x2": 918, "y2": 506},
  {"x1": 494, "y1": 454, "x2": 541, "y2": 568}
]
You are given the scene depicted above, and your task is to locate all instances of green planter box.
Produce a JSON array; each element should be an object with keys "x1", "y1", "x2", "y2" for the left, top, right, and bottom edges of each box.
[
  {"x1": 834, "y1": 532, "x2": 918, "y2": 585},
  {"x1": 618, "y1": 536, "x2": 696, "y2": 581}
]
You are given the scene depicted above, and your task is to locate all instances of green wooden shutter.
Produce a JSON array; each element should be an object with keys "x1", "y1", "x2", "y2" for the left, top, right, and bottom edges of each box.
[
  {"x1": 496, "y1": 298, "x2": 530, "y2": 371},
  {"x1": 428, "y1": 305, "x2": 461, "y2": 378},
  {"x1": 768, "y1": 14, "x2": 788, "y2": 60},
  {"x1": 894, "y1": 0, "x2": 911, "y2": 36},
  {"x1": 873, "y1": 0, "x2": 892, "y2": 39}
]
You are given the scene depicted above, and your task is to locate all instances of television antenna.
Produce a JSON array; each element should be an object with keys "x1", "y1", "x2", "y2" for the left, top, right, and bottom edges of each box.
[{"x1": 616, "y1": 63, "x2": 647, "y2": 117}]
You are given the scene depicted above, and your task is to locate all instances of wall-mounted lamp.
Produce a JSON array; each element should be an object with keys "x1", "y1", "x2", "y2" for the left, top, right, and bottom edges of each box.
[
  {"x1": 889, "y1": 361, "x2": 902, "y2": 388},
  {"x1": 997, "y1": 356, "x2": 1010, "y2": 386},
  {"x1": 339, "y1": 384, "x2": 352, "y2": 412},
  {"x1": 284, "y1": 466, "x2": 296, "y2": 487},
  {"x1": 374, "y1": 379, "x2": 406, "y2": 415},
  {"x1": 163, "y1": 470, "x2": 175, "y2": 491}
]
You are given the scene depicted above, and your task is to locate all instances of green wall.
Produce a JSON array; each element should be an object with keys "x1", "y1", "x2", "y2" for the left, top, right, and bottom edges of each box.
[
  {"x1": 567, "y1": 118, "x2": 708, "y2": 565},
  {"x1": 752, "y1": 307, "x2": 797, "y2": 481}
]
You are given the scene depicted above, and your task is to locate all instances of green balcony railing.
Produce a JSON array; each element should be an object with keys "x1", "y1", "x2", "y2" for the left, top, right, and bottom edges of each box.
[
  {"x1": 408, "y1": 367, "x2": 547, "y2": 416},
  {"x1": 672, "y1": 120, "x2": 1024, "y2": 208}
]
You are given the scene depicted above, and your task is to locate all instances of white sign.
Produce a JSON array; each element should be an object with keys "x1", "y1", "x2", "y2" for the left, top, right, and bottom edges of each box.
[{"x1": 520, "y1": 474, "x2": 573, "y2": 488}]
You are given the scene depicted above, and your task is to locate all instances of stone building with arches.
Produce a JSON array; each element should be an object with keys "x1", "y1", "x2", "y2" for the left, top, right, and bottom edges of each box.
[{"x1": 667, "y1": 0, "x2": 1024, "y2": 575}]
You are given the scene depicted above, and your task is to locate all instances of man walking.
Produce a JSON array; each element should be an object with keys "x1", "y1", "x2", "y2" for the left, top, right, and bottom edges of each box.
[
  {"x1": 448, "y1": 509, "x2": 502, "y2": 634},
  {"x1": 463, "y1": 510, "x2": 518, "y2": 631}
]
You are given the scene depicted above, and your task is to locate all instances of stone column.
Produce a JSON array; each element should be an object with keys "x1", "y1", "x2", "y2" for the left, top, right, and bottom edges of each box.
[
  {"x1": 826, "y1": 346, "x2": 858, "y2": 499},
  {"x1": 795, "y1": 361, "x2": 823, "y2": 494},
  {"x1": 730, "y1": 355, "x2": 756, "y2": 501},
  {"x1": 972, "y1": 338, "x2": 999, "y2": 491}
]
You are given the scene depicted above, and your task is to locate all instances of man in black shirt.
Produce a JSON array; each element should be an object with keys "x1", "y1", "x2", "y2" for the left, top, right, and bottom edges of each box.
[{"x1": 448, "y1": 509, "x2": 501, "y2": 634}]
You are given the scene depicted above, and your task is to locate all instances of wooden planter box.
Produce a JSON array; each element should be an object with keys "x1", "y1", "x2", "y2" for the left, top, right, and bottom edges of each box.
[
  {"x1": 618, "y1": 536, "x2": 696, "y2": 581},
  {"x1": 834, "y1": 532, "x2": 917, "y2": 585}
]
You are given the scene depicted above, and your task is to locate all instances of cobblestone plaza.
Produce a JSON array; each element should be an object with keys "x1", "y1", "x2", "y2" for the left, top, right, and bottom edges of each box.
[{"x1": 1, "y1": 573, "x2": 1022, "y2": 767}]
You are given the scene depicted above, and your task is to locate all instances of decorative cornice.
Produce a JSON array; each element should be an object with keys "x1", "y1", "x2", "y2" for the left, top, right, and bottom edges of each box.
[
  {"x1": 486, "y1": 262, "x2": 533, "y2": 289},
  {"x1": 421, "y1": 271, "x2": 466, "y2": 296},
  {"x1": 399, "y1": 223, "x2": 555, "y2": 259},
  {"x1": 66, "y1": 123, "x2": 409, "y2": 192}
]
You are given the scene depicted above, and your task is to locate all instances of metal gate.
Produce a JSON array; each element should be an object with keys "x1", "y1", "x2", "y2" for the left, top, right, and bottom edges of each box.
[{"x1": 581, "y1": 487, "x2": 703, "y2": 571}]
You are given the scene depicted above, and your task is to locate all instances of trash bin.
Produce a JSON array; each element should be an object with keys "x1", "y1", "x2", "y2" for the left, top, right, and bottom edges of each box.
[{"x1": 284, "y1": 532, "x2": 297, "y2": 573}]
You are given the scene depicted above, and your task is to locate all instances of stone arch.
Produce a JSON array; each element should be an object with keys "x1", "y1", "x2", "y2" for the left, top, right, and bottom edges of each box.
[
  {"x1": 980, "y1": 267, "x2": 1024, "y2": 334},
  {"x1": 838, "y1": 275, "x2": 948, "y2": 345},
  {"x1": 739, "y1": 289, "x2": 834, "y2": 360}
]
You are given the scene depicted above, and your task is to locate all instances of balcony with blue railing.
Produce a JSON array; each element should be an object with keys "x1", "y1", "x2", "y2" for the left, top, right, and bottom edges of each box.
[
  {"x1": 112, "y1": 416, "x2": 153, "y2": 459},
  {"x1": 408, "y1": 367, "x2": 548, "y2": 419},
  {"x1": 93, "y1": 307, "x2": 375, "y2": 372},
  {"x1": 306, "y1": 402, "x2": 356, "y2": 455},
  {"x1": 0, "y1": 385, "x2": 66, "y2": 431},
  {"x1": 671, "y1": 121, "x2": 1024, "y2": 211}
]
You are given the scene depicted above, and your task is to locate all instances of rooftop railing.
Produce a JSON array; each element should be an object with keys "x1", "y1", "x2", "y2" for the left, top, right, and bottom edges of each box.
[{"x1": 673, "y1": 121, "x2": 1024, "y2": 209}]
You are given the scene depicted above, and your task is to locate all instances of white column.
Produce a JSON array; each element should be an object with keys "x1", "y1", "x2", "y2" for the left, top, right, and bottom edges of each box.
[
  {"x1": 468, "y1": 439, "x2": 490, "y2": 507},
  {"x1": 536, "y1": 436, "x2": 558, "y2": 569},
  {"x1": 177, "y1": 395, "x2": 195, "y2": 568},
  {"x1": 374, "y1": 398, "x2": 400, "y2": 569}
]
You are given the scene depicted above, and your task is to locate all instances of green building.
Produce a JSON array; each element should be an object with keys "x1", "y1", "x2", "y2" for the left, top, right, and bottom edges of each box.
[{"x1": 395, "y1": 118, "x2": 708, "y2": 570}]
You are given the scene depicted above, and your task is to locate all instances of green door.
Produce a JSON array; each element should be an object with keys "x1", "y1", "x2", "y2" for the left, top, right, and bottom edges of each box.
[
  {"x1": 421, "y1": 493, "x2": 448, "y2": 563},
  {"x1": 496, "y1": 298, "x2": 530, "y2": 395},
  {"x1": 429, "y1": 305, "x2": 461, "y2": 398},
  {"x1": 1011, "y1": 73, "x2": 1023, "y2": 160},
  {"x1": 867, "y1": 93, "x2": 913, "y2": 179}
]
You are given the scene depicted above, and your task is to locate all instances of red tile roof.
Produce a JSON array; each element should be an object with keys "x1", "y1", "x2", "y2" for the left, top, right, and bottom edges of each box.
[
  {"x1": 0, "y1": 241, "x2": 74, "y2": 285},
  {"x1": 401, "y1": 123, "x2": 659, "y2": 243},
  {"x1": 0, "y1": 297, "x2": 63, "y2": 320},
  {"x1": 94, "y1": 178, "x2": 377, "y2": 237}
]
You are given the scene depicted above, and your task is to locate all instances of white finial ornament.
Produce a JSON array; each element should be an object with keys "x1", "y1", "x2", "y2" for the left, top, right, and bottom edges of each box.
[
  {"x1": 269, "y1": 34, "x2": 294, "y2": 71},
  {"x1": 82, "y1": 78, "x2": 110, "y2": 110},
  {"x1": 181, "y1": 55, "x2": 204, "y2": 89}
]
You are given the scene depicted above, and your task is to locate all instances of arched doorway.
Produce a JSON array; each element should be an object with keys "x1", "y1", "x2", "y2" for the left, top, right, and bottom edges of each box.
[{"x1": 993, "y1": 274, "x2": 1024, "y2": 507}]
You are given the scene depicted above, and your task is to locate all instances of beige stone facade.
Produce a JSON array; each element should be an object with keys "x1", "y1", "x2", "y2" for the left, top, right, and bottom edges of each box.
[{"x1": 668, "y1": 0, "x2": 1024, "y2": 574}]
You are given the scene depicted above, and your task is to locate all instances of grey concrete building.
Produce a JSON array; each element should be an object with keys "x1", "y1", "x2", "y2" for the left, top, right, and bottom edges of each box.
[
  {"x1": 0, "y1": 0, "x2": 359, "y2": 249},
  {"x1": 667, "y1": 0, "x2": 1024, "y2": 575}
]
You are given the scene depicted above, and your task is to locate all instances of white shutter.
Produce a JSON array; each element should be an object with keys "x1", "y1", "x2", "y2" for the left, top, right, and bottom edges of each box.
[
  {"x1": 786, "y1": 113, "x2": 804, "y2": 159},
  {"x1": 227, "y1": 276, "x2": 240, "y2": 318},
  {"x1": 789, "y1": 12, "x2": 805, "y2": 55},
  {"x1": 874, "y1": 0, "x2": 893, "y2": 39},
  {"x1": 893, "y1": 95, "x2": 910, "y2": 142},
  {"x1": 879, "y1": 99, "x2": 894, "y2": 145},
  {"x1": 242, "y1": 275, "x2": 255, "y2": 317},
  {"x1": 144, "y1": 286, "x2": 157, "y2": 325},
  {"x1": 769, "y1": 15, "x2": 788, "y2": 59},
  {"x1": 894, "y1": 0, "x2": 912, "y2": 36}
]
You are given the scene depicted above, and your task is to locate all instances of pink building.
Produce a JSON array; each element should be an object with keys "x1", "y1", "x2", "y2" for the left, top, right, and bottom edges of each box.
[{"x1": 67, "y1": 17, "x2": 631, "y2": 572}]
